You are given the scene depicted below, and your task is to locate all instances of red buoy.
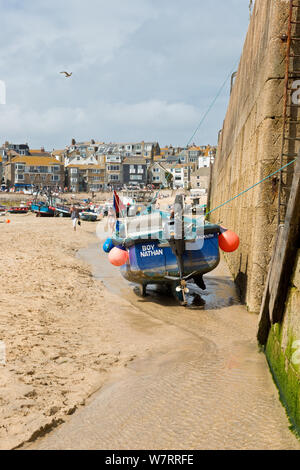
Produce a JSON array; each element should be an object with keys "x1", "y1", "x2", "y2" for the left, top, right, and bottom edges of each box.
[
  {"x1": 108, "y1": 247, "x2": 129, "y2": 266},
  {"x1": 219, "y1": 230, "x2": 240, "y2": 253}
]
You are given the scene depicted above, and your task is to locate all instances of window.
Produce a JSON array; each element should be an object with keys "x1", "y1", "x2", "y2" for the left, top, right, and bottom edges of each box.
[
  {"x1": 71, "y1": 178, "x2": 78, "y2": 183},
  {"x1": 39, "y1": 166, "x2": 48, "y2": 173},
  {"x1": 71, "y1": 168, "x2": 78, "y2": 174},
  {"x1": 108, "y1": 165, "x2": 119, "y2": 171},
  {"x1": 129, "y1": 165, "x2": 136, "y2": 174},
  {"x1": 137, "y1": 165, "x2": 144, "y2": 174},
  {"x1": 110, "y1": 175, "x2": 119, "y2": 181},
  {"x1": 16, "y1": 174, "x2": 24, "y2": 181},
  {"x1": 130, "y1": 175, "x2": 142, "y2": 180},
  {"x1": 52, "y1": 175, "x2": 59, "y2": 181},
  {"x1": 16, "y1": 164, "x2": 25, "y2": 171}
]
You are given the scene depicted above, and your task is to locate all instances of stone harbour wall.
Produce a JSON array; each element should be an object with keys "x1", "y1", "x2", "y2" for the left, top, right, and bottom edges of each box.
[{"x1": 210, "y1": 0, "x2": 298, "y2": 312}]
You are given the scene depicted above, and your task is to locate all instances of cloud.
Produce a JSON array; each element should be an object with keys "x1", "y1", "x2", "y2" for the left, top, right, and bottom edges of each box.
[
  {"x1": 0, "y1": 100, "x2": 202, "y2": 148},
  {"x1": 0, "y1": 0, "x2": 250, "y2": 148}
]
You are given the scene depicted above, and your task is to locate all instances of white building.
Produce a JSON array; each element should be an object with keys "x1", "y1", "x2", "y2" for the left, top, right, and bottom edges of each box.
[{"x1": 198, "y1": 156, "x2": 212, "y2": 168}]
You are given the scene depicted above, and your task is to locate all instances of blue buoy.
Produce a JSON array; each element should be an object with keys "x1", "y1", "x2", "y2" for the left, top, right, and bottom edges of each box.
[{"x1": 103, "y1": 238, "x2": 114, "y2": 253}]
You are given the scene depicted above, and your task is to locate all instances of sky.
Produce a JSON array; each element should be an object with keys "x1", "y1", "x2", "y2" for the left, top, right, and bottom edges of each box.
[{"x1": 0, "y1": 0, "x2": 250, "y2": 150}]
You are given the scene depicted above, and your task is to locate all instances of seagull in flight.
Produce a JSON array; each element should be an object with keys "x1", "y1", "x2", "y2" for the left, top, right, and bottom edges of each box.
[{"x1": 60, "y1": 71, "x2": 73, "y2": 78}]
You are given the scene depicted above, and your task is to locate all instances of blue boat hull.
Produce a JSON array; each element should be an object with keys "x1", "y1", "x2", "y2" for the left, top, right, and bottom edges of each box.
[
  {"x1": 31, "y1": 204, "x2": 55, "y2": 217},
  {"x1": 120, "y1": 232, "x2": 220, "y2": 286}
]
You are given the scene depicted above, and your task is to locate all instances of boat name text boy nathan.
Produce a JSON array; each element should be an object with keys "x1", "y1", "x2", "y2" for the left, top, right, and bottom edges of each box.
[{"x1": 140, "y1": 245, "x2": 164, "y2": 258}]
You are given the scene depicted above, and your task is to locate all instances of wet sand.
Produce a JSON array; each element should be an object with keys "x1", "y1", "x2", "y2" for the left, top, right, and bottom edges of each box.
[
  {"x1": 0, "y1": 214, "x2": 155, "y2": 449},
  {"x1": 1, "y1": 213, "x2": 299, "y2": 450},
  {"x1": 28, "y1": 239, "x2": 300, "y2": 450}
]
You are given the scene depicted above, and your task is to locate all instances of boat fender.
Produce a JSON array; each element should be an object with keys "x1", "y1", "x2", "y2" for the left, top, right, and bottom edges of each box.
[
  {"x1": 219, "y1": 229, "x2": 240, "y2": 253},
  {"x1": 103, "y1": 238, "x2": 114, "y2": 253},
  {"x1": 108, "y1": 247, "x2": 129, "y2": 267}
]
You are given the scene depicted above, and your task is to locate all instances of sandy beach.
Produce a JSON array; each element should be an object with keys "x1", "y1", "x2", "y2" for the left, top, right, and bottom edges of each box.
[
  {"x1": 1, "y1": 210, "x2": 299, "y2": 450},
  {"x1": 0, "y1": 212, "x2": 153, "y2": 450}
]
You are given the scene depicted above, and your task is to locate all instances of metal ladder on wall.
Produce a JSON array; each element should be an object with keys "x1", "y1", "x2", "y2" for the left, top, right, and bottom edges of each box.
[{"x1": 278, "y1": 0, "x2": 300, "y2": 225}]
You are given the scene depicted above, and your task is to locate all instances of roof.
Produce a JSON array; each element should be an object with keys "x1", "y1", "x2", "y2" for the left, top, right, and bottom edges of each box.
[
  {"x1": 123, "y1": 158, "x2": 147, "y2": 165},
  {"x1": 172, "y1": 163, "x2": 195, "y2": 169},
  {"x1": 29, "y1": 151, "x2": 52, "y2": 158},
  {"x1": 9, "y1": 156, "x2": 64, "y2": 166},
  {"x1": 67, "y1": 164, "x2": 105, "y2": 170},
  {"x1": 7, "y1": 150, "x2": 20, "y2": 157},
  {"x1": 150, "y1": 161, "x2": 170, "y2": 172}
]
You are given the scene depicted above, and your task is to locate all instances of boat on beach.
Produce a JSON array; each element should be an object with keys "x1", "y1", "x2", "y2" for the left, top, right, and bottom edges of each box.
[
  {"x1": 104, "y1": 194, "x2": 239, "y2": 305},
  {"x1": 79, "y1": 211, "x2": 98, "y2": 222},
  {"x1": 8, "y1": 206, "x2": 29, "y2": 214},
  {"x1": 31, "y1": 202, "x2": 55, "y2": 217},
  {"x1": 119, "y1": 223, "x2": 220, "y2": 302},
  {"x1": 50, "y1": 204, "x2": 71, "y2": 217}
]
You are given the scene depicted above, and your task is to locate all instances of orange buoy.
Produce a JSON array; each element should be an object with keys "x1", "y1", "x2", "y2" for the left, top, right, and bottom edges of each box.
[
  {"x1": 219, "y1": 230, "x2": 240, "y2": 253},
  {"x1": 108, "y1": 247, "x2": 129, "y2": 266},
  {"x1": 6, "y1": 219, "x2": 11, "y2": 224}
]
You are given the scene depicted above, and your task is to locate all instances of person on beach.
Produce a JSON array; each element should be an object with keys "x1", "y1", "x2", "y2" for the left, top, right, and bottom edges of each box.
[
  {"x1": 108, "y1": 206, "x2": 116, "y2": 233},
  {"x1": 71, "y1": 206, "x2": 80, "y2": 231}
]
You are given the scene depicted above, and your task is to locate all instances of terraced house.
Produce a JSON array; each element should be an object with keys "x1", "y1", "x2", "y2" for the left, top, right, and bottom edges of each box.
[
  {"x1": 4, "y1": 154, "x2": 65, "y2": 189},
  {"x1": 66, "y1": 164, "x2": 106, "y2": 192},
  {"x1": 105, "y1": 154, "x2": 123, "y2": 188},
  {"x1": 122, "y1": 157, "x2": 147, "y2": 187}
]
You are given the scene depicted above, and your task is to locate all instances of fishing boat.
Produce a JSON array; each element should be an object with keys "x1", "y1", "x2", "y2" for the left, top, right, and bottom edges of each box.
[
  {"x1": 79, "y1": 211, "x2": 98, "y2": 222},
  {"x1": 8, "y1": 206, "x2": 29, "y2": 214},
  {"x1": 49, "y1": 204, "x2": 71, "y2": 217},
  {"x1": 31, "y1": 202, "x2": 55, "y2": 217},
  {"x1": 104, "y1": 195, "x2": 239, "y2": 305}
]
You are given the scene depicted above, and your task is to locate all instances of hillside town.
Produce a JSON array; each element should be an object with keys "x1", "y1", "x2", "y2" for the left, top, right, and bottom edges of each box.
[{"x1": 0, "y1": 140, "x2": 216, "y2": 193}]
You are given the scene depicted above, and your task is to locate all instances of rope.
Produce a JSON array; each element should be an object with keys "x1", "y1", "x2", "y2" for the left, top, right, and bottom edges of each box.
[
  {"x1": 205, "y1": 158, "x2": 297, "y2": 216},
  {"x1": 186, "y1": 62, "x2": 239, "y2": 147}
]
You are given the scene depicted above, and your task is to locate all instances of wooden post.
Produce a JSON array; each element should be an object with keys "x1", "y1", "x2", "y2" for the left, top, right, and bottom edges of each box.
[{"x1": 258, "y1": 155, "x2": 300, "y2": 345}]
